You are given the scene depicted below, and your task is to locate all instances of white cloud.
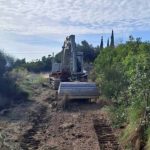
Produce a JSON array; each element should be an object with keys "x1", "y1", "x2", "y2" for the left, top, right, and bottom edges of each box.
[
  {"x1": 0, "y1": 0, "x2": 150, "y2": 35},
  {"x1": 0, "y1": 32, "x2": 61, "y2": 61},
  {"x1": 0, "y1": 0, "x2": 150, "y2": 61}
]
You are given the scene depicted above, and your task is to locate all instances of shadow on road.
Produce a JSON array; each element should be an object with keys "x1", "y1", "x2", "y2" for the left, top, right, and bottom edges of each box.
[{"x1": 62, "y1": 99, "x2": 105, "y2": 112}]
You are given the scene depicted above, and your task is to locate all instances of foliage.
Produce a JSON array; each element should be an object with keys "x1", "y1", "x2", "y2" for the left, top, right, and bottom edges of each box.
[
  {"x1": 0, "y1": 51, "x2": 7, "y2": 76},
  {"x1": 0, "y1": 50, "x2": 29, "y2": 108},
  {"x1": 10, "y1": 68, "x2": 46, "y2": 96},
  {"x1": 55, "y1": 51, "x2": 62, "y2": 63},
  {"x1": 14, "y1": 55, "x2": 52, "y2": 73},
  {"x1": 76, "y1": 40, "x2": 96, "y2": 63},
  {"x1": 110, "y1": 30, "x2": 114, "y2": 47},
  {"x1": 145, "y1": 128, "x2": 150, "y2": 149},
  {"x1": 94, "y1": 37, "x2": 150, "y2": 148},
  {"x1": 100, "y1": 37, "x2": 103, "y2": 50}
]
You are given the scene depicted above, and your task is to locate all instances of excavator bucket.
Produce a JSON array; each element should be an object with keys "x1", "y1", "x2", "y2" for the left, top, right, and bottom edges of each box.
[{"x1": 58, "y1": 82, "x2": 100, "y2": 100}]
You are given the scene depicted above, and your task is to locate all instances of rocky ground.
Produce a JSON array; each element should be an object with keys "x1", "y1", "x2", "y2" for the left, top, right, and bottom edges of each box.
[{"x1": 0, "y1": 78, "x2": 122, "y2": 150}]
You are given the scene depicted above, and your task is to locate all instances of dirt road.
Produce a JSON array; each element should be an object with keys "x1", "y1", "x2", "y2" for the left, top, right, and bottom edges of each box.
[{"x1": 0, "y1": 83, "x2": 121, "y2": 150}]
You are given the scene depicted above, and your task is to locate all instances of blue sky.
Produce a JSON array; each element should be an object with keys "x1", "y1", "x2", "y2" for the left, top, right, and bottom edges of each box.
[{"x1": 0, "y1": 0, "x2": 150, "y2": 61}]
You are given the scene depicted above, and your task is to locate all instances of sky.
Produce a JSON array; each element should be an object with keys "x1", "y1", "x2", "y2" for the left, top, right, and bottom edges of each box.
[{"x1": 0, "y1": 0, "x2": 150, "y2": 61}]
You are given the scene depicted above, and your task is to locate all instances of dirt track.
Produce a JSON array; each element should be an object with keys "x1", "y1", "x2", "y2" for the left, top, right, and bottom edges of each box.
[{"x1": 0, "y1": 84, "x2": 121, "y2": 150}]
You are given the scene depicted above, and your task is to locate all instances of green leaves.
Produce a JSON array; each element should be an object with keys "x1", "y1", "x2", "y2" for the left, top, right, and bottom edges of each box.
[
  {"x1": 94, "y1": 37, "x2": 150, "y2": 129},
  {"x1": 0, "y1": 51, "x2": 6, "y2": 76},
  {"x1": 76, "y1": 40, "x2": 96, "y2": 63}
]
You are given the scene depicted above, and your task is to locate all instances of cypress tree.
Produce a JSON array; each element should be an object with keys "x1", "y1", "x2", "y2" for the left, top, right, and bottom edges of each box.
[
  {"x1": 110, "y1": 30, "x2": 114, "y2": 47},
  {"x1": 107, "y1": 38, "x2": 109, "y2": 47},
  {"x1": 100, "y1": 36, "x2": 103, "y2": 50}
]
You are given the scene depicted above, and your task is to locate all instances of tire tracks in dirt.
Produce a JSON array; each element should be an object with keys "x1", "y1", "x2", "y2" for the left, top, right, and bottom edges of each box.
[
  {"x1": 93, "y1": 117, "x2": 121, "y2": 150},
  {"x1": 20, "y1": 105, "x2": 48, "y2": 150},
  {"x1": 19, "y1": 89, "x2": 122, "y2": 150}
]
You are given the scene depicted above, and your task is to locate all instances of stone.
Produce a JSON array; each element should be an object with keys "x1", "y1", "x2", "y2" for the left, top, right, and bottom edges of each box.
[{"x1": 59, "y1": 123, "x2": 74, "y2": 130}]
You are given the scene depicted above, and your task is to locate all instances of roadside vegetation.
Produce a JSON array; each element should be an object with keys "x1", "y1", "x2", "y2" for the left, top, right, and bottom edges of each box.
[
  {"x1": 0, "y1": 50, "x2": 48, "y2": 109},
  {"x1": 0, "y1": 51, "x2": 29, "y2": 108},
  {"x1": 14, "y1": 55, "x2": 52, "y2": 73},
  {"x1": 93, "y1": 36, "x2": 150, "y2": 149},
  {"x1": 9, "y1": 68, "x2": 47, "y2": 97}
]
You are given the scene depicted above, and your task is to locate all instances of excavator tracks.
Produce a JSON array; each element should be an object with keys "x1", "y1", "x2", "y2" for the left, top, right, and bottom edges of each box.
[
  {"x1": 93, "y1": 118, "x2": 121, "y2": 150},
  {"x1": 20, "y1": 106, "x2": 48, "y2": 150}
]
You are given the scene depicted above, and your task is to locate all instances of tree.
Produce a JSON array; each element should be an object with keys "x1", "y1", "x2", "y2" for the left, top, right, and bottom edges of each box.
[
  {"x1": 0, "y1": 51, "x2": 6, "y2": 76},
  {"x1": 14, "y1": 58, "x2": 26, "y2": 68},
  {"x1": 55, "y1": 51, "x2": 62, "y2": 63},
  {"x1": 42, "y1": 56, "x2": 46, "y2": 62},
  {"x1": 107, "y1": 38, "x2": 110, "y2": 47},
  {"x1": 110, "y1": 30, "x2": 114, "y2": 47},
  {"x1": 100, "y1": 36, "x2": 103, "y2": 50},
  {"x1": 14, "y1": 55, "x2": 52, "y2": 73},
  {"x1": 76, "y1": 40, "x2": 96, "y2": 63}
]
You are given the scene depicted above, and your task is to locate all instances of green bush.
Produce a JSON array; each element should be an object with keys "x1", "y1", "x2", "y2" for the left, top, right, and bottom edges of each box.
[
  {"x1": 0, "y1": 51, "x2": 29, "y2": 108},
  {"x1": 94, "y1": 37, "x2": 150, "y2": 148}
]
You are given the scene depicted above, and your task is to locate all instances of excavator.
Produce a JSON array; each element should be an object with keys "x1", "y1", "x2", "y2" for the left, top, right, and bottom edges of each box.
[{"x1": 49, "y1": 35, "x2": 99, "y2": 100}]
